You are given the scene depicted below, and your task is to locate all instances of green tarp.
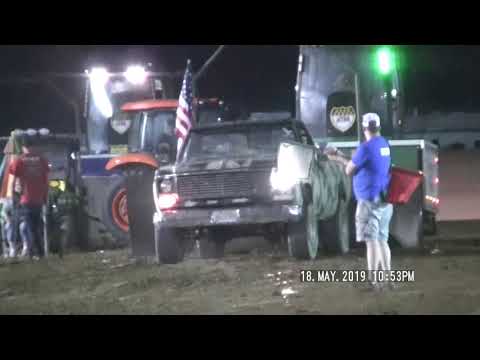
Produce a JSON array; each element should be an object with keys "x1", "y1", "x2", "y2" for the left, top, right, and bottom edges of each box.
[{"x1": 312, "y1": 155, "x2": 352, "y2": 221}]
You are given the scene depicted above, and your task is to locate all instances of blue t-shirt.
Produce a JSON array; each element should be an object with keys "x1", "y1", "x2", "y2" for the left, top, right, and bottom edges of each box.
[{"x1": 352, "y1": 136, "x2": 391, "y2": 201}]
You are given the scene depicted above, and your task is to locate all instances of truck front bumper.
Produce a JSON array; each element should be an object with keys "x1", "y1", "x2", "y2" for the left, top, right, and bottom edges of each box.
[{"x1": 154, "y1": 203, "x2": 303, "y2": 229}]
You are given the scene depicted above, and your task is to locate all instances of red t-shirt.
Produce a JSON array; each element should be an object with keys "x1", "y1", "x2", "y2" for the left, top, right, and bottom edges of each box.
[{"x1": 9, "y1": 153, "x2": 50, "y2": 206}]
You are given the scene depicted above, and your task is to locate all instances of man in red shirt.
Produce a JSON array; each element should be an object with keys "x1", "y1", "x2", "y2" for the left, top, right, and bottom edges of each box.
[{"x1": 9, "y1": 136, "x2": 50, "y2": 260}]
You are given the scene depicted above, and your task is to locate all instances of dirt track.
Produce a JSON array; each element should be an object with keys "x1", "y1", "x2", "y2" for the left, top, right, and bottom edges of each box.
[{"x1": 1, "y1": 231, "x2": 480, "y2": 315}]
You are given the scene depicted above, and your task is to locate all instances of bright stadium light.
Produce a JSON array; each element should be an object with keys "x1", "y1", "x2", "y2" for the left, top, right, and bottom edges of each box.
[
  {"x1": 89, "y1": 67, "x2": 110, "y2": 85},
  {"x1": 88, "y1": 67, "x2": 113, "y2": 118},
  {"x1": 124, "y1": 65, "x2": 148, "y2": 85},
  {"x1": 39, "y1": 128, "x2": 50, "y2": 136}
]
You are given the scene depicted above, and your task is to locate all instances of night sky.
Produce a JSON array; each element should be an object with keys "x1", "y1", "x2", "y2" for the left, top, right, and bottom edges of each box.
[{"x1": 0, "y1": 45, "x2": 479, "y2": 134}]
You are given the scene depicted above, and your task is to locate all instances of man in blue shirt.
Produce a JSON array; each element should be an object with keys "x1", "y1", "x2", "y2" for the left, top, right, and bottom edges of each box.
[{"x1": 328, "y1": 113, "x2": 394, "y2": 290}]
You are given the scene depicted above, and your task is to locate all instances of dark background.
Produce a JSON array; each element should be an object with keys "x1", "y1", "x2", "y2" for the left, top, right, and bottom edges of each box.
[{"x1": 0, "y1": 45, "x2": 478, "y2": 134}]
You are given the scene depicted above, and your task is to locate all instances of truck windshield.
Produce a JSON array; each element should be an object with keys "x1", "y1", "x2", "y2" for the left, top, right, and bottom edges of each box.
[
  {"x1": 128, "y1": 110, "x2": 177, "y2": 158},
  {"x1": 197, "y1": 108, "x2": 222, "y2": 125},
  {"x1": 180, "y1": 125, "x2": 296, "y2": 162}
]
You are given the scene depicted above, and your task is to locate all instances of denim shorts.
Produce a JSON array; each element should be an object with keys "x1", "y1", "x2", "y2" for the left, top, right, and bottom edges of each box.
[{"x1": 356, "y1": 198, "x2": 394, "y2": 243}]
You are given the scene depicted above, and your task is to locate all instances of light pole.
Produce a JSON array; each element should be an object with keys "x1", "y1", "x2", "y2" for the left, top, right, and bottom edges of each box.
[{"x1": 375, "y1": 46, "x2": 397, "y2": 138}]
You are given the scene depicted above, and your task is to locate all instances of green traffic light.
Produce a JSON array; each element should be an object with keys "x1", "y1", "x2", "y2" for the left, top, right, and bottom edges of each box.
[{"x1": 376, "y1": 47, "x2": 395, "y2": 76}]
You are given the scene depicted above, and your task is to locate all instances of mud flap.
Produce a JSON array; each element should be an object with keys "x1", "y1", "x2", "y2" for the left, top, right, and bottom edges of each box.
[
  {"x1": 390, "y1": 187, "x2": 423, "y2": 249},
  {"x1": 125, "y1": 166, "x2": 156, "y2": 257}
]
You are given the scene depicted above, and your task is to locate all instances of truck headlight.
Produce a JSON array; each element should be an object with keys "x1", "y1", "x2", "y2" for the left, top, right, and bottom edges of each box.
[
  {"x1": 270, "y1": 168, "x2": 296, "y2": 193},
  {"x1": 160, "y1": 178, "x2": 173, "y2": 193}
]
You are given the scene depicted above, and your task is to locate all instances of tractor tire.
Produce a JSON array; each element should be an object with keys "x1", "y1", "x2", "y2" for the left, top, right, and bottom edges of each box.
[
  {"x1": 102, "y1": 177, "x2": 129, "y2": 246},
  {"x1": 321, "y1": 199, "x2": 350, "y2": 255},
  {"x1": 288, "y1": 201, "x2": 319, "y2": 260},
  {"x1": 155, "y1": 225, "x2": 185, "y2": 265},
  {"x1": 199, "y1": 231, "x2": 226, "y2": 259}
]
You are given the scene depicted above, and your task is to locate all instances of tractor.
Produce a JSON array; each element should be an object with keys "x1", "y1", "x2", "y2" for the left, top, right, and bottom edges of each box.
[
  {"x1": 80, "y1": 50, "x2": 228, "y2": 250},
  {"x1": 104, "y1": 97, "x2": 230, "y2": 257}
]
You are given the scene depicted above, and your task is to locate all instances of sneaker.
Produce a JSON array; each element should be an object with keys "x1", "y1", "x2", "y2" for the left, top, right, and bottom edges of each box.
[{"x1": 9, "y1": 248, "x2": 16, "y2": 258}]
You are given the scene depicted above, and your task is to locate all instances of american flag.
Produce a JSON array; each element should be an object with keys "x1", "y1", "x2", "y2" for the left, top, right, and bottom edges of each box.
[{"x1": 175, "y1": 60, "x2": 194, "y2": 156}]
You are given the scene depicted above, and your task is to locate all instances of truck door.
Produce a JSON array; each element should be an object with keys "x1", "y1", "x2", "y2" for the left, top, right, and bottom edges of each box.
[{"x1": 276, "y1": 141, "x2": 314, "y2": 185}]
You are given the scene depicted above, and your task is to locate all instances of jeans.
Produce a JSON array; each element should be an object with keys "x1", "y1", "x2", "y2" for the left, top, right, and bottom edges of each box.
[
  {"x1": 21, "y1": 205, "x2": 44, "y2": 258},
  {"x1": 2, "y1": 221, "x2": 13, "y2": 255}
]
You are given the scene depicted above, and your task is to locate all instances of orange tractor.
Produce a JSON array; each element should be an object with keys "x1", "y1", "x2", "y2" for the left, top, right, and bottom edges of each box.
[
  {"x1": 80, "y1": 58, "x2": 229, "y2": 251},
  {"x1": 81, "y1": 48, "x2": 229, "y2": 251},
  {"x1": 104, "y1": 98, "x2": 228, "y2": 256}
]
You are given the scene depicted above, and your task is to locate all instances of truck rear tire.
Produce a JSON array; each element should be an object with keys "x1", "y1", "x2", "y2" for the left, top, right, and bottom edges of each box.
[
  {"x1": 321, "y1": 199, "x2": 350, "y2": 255},
  {"x1": 199, "y1": 231, "x2": 226, "y2": 259},
  {"x1": 155, "y1": 226, "x2": 185, "y2": 265},
  {"x1": 288, "y1": 202, "x2": 319, "y2": 260}
]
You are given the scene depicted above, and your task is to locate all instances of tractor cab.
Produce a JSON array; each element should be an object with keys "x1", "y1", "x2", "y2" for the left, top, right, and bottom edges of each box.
[
  {"x1": 118, "y1": 99, "x2": 178, "y2": 165},
  {"x1": 108, "y1": 98, "x2": 227, "y2": 168},
  {"x1": 0, "y1": 129, "x2": 82, "y2": 257},
  {"x1": 1, "y1": 130, "x2": 80, "y2": 198}
]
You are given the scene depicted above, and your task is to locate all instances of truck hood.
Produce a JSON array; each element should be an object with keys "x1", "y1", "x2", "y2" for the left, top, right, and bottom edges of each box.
[{"x1": 175, "y1": 156, "x2": 276, "y2": 175}]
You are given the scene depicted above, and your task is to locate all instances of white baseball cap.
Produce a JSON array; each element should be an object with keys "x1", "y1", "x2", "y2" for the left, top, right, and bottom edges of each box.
[{"x1": 362, "y1": 113, "x2": 381, "y2": 129}]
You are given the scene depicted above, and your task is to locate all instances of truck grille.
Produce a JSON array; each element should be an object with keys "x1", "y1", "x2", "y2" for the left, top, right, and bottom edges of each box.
[{"x1": 177, "y1": 171, "x2": 270, "y2": 200}]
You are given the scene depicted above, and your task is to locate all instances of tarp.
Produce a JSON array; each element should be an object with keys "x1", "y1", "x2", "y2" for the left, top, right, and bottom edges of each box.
[
  {"x1": 312, "y1": 156, "x2": 352, "y2": 221},
  {"x1": 276, "y1": 142, "x2": 351, "y2": 221}
]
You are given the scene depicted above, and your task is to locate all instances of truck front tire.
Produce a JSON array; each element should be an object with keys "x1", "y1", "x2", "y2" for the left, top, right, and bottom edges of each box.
[
  {"x1": 155, "y1": 225, "x2": 185, "y2": 265},
  {"x1": 321, "y1": 199, "x2": 350, "y2": 255},
  {"x1": 288, "y1": 202, "x2": 319, "y2": 260}
]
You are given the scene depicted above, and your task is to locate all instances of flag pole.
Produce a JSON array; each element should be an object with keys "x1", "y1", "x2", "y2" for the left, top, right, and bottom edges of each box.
[
  {"x1": 192, "y1": 45, "x2": 227, "y2": 100},
  {"x1": 194, "y1": 46, "x2": 226, "y2": 83},
  {"x1": 176, "y1": 60, "x2": 193, "y2": 160}
]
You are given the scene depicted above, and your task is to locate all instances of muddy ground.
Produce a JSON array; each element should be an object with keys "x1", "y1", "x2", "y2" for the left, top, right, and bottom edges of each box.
[{"x1": 1, "y1": 223, "x2": 480, "y2": 315}]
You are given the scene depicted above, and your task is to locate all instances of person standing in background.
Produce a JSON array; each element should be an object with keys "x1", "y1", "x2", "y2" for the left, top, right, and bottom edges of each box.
[{"x1": 8, "y1": 136, "x2": 50, "y2": 260}]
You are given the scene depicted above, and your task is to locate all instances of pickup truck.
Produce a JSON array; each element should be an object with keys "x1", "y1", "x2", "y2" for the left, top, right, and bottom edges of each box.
[{"x1": 152, "y1": 116, "x2": 352, "y2": 264}]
